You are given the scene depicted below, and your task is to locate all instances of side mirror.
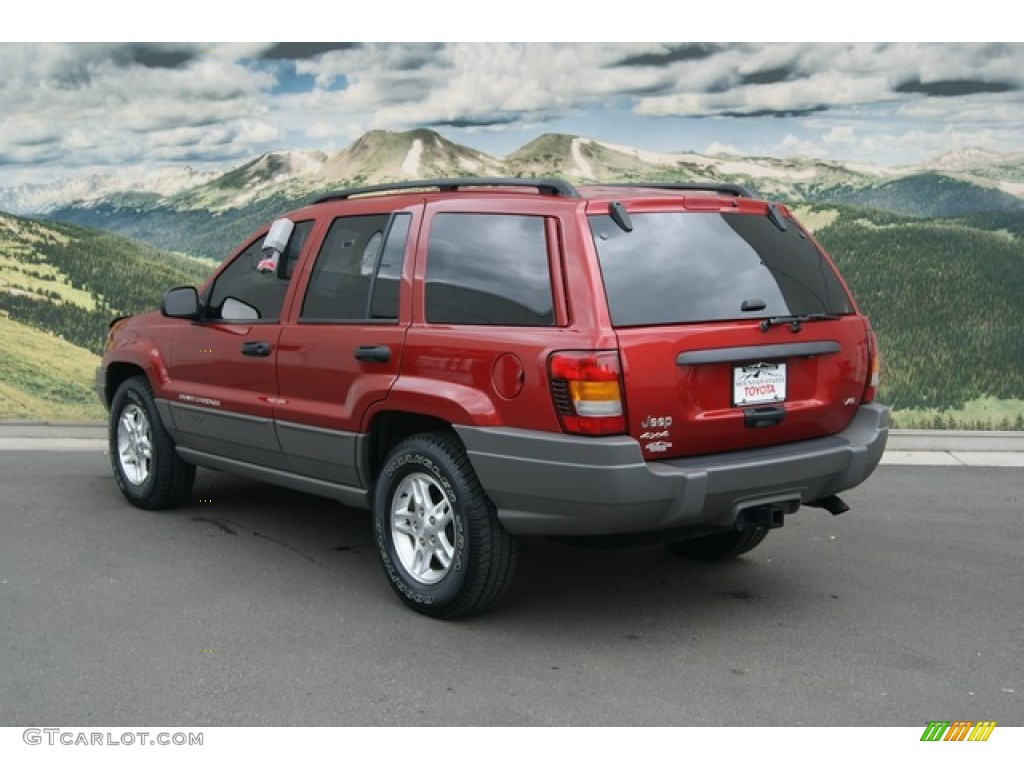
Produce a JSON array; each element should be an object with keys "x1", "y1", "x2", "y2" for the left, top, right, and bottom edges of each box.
[{"x1": 161, "y1": 286, "x2": 199, "y2": 319}]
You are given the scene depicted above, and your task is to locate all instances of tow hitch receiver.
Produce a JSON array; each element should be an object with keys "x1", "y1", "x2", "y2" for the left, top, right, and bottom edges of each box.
[{"x1": 735, "y1": 503, "x2": 790, "y2": 531}]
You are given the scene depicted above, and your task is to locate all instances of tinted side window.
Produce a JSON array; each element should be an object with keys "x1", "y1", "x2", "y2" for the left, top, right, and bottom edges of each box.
[
  {"x1": 301, "y1": 214, "x2": 410, "y2": 322},
  {"x1": 425, "y1": 214, "x2": 553, "y2": 326},
  {"x1": 370, "y1": 214, "x2": 411, "y2": 320},
  {"x1": 207, "y1": 220, "x2": 313, "y2": 322}
]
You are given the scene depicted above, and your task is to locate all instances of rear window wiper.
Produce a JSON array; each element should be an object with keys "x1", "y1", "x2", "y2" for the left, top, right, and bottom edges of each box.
[{"x1": 760, "y1": 312, "x2": 839, "y2": 333}]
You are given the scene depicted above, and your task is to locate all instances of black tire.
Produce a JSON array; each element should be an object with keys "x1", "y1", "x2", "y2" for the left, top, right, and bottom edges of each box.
[
  {"x1": 373, "y1": 431, "x2": 518, "y2": 619},
  {"x1": 666, "y1": 527, "x2": 770, "y2": 561},
  {"x1": 109, "y1": 376, "x2": 195, "y2": 510}
]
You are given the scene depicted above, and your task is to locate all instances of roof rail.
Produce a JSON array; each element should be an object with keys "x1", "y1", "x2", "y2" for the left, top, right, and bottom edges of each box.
[
  {"x1": 314, "y1": 177, "x2": 580, "y2": 203},
  {"x1": 599, "y1": 182, "x2": 755, "y2": 198}
]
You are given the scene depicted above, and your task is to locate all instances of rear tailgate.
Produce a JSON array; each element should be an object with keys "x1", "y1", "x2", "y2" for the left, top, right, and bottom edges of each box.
[
  {"x1": 616, "y1": 319, "x2": 871, "y2": 459},
  {"x1": 589, "y1": 201, "x2": 871, "y2": 460}
]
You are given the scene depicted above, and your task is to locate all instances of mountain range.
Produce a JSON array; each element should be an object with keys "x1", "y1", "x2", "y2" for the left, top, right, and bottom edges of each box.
[
  {"x1": 3, "y1": 128, "x2": 1023, "y2": 219},
  {"x1": 10, "y1": 129, "x2": 1019, "y2": 261}
]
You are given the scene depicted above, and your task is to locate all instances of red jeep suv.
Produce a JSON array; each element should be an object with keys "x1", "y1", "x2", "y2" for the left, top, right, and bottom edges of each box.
[{"x1": 97, "y1": 178, "x2": 888, "y2": 617}]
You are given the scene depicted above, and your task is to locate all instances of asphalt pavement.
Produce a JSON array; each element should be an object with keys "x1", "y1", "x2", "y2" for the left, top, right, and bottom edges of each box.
[{"x1": 0, "y1": 448, "x2": 1020, "y2": 727}]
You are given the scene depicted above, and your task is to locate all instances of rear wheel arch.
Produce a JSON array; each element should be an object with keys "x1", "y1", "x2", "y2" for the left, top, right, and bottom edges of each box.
[{"x1": 364, "y1": 411, "x2": 458, "y2": 487}]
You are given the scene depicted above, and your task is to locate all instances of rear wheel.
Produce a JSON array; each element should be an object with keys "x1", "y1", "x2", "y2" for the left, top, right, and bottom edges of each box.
[
  {"x1": 373, "y1": 431, "x2": 518, "y2": 618},
  {"x1": 666, "y1": 527, "x2": 769, "y2": 560},
  {"x1": 109, "y1": 376, "x2": 195, "y2": 510}
]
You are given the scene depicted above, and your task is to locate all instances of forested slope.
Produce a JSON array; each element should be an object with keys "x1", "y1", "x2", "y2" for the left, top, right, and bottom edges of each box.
[
  {"x1": 0, "y1": 213, "x2": 212, "y2": 355},
  {"x1": 813, "y1": 208, "x2": 1024, "y2": 413}
]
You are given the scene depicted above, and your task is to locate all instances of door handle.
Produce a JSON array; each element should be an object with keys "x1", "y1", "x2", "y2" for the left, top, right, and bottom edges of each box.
[
  {"x1": 240, "y1": 341, "x2": 272, "y2": 357},
  {"x1": 354, "y1": 345, "x2": 391, "y2": 363}
]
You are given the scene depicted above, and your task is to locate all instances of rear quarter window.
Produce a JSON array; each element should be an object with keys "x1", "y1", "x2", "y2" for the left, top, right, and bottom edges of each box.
[{"x1": 425, "y1": 213, "x2": 554, "y2": 326}]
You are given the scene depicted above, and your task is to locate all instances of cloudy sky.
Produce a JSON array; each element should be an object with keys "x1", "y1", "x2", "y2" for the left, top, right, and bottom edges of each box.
[{"x1": 2, "y1": 40, "x2": 1022, "y2": 187}]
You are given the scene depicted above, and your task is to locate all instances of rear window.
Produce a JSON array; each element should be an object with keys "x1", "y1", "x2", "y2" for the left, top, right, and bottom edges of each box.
[{"x1": 590, "y1": 211, "x2": 853, "y2": 327}]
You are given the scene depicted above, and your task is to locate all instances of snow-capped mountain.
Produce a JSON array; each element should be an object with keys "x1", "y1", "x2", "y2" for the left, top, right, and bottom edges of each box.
[
  {"x1": 0, "y1": 166, "x2": 219, "y2": 215},
  {"x1": 167, "y1": 129, "x2": 505, "y2": 212},
  {"x1": 924, "y1": 147, "x2": 1017, "y2": 172}
]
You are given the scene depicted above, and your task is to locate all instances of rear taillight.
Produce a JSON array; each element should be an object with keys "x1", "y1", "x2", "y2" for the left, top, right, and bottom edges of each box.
[
  {"x1": 863, "y1": 330, "x2": 880, "y2": 403},
  {"x1": 548, "y1": 351, "x2": 626, "y2": 435}
]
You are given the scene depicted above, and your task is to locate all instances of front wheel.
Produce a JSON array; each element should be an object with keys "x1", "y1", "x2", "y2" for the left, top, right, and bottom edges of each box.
[
  {"x1": 109, "y1": 376, "x2": 195, "y2": 510},
  {"x1": 373, "y1": 432, "x2": 518, "y2": 619}
]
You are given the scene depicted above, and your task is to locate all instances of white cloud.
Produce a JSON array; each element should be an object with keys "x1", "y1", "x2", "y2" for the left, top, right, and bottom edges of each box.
[
  {"x1": 0, "y1": 43, "x2": 276, "y2": 173},
  {"x1": 296, "y1": 43, "x2": 661, "y2": 128},
  {"x1": 306, "y1": 122, "x2": 336, "y2": 139},
  {"x1": 778, "y1": 134, "x2": 828, "y2": 159},
  {"x1": 1, "y1": 42, "x2": 1024, "y2": 185},
  {"x1": 823, "y1": 126, "x2": 857, "y2": 145}
]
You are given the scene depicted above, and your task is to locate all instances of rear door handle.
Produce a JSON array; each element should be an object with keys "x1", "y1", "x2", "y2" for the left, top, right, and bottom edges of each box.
[
  {"x1": 240, "y1": 341, "x2": 272, "y2": 357},
  {"x1": 354, "y1": 345, "x2": 391, "y2": 363}
]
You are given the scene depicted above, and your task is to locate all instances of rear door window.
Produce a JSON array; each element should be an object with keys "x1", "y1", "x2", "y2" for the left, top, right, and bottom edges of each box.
[
  {"x1": 300, "y1": 213, "x2": 411, "y2": 322},
  {"x1": 590, "y1": 212, "x2": 853, "y2": 327}
]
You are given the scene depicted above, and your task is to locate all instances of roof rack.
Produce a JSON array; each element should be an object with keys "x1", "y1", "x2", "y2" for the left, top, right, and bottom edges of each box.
[
  {"x1": 314, "y1": 177, "x2": 580, "y2": 203},
  {"x1": 598, "y1": 182, "x2": 755, "y2": 198}
]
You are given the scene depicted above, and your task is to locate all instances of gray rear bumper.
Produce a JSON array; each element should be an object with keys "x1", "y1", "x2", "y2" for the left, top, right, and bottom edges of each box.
[{"x1": 456, "y1": 404, "x2": 889, "y2": 536}]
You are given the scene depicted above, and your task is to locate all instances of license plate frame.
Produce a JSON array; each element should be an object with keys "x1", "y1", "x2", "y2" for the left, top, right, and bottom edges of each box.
[{"x1": 733, "y1": 362, "x2": 787, "y2": 406}]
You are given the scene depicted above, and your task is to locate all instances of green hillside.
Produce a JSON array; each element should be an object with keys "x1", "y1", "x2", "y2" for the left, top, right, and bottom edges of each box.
[
  {"x1": 0, "y1": 315, "x2": 104, "y2": 420},
  {"x1": 0, "y1": 212, "x2": 216, "y2": 418},
  {"x1": 0, "y1": 211, "x2": 212, "y2": 421},
  {"x1": 45, "y1": 194, "x2": 307, "y2": 262},
  {"x1": 811, "y1": 207, "x2": 1024, "y2": 417},
  {"x1": 811, "y1": 173, "x2": 1024, "y2": 218},
  {"x1": 0, "y1": 212, "x2": 213, "y2": 356}
]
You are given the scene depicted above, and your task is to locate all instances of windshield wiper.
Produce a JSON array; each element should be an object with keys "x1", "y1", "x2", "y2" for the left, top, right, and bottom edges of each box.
[{"x1": 760, "y1": 312, "x2": 838, "y2": 333}]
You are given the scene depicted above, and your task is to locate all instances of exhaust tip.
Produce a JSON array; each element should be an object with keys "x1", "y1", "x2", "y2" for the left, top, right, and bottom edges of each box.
[{"x1": 807, "y1": 494, "x2": 850, "y2": 516}]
